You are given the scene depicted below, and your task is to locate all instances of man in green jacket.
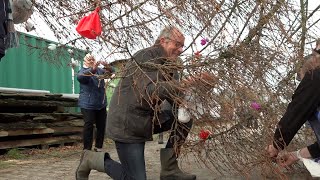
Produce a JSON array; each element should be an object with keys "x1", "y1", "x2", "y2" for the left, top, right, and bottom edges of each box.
[{"x1": 76, "y1": 26, "x2": 196, "y2": 180}]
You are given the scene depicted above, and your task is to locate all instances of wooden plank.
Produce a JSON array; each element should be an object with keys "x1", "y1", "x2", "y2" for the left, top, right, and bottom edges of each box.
[
  {"x1": 0, "y1": 135, "x2": 81, "y2": 149},
  {"x1": 51, "y1": 127, "x2": 83, "y2": 134},
  {"x1": 0, "y1": 128, "x2": 54, "y2": 137},
  {"x1": 32, "y1": 115, "x2": 56, "y2": 121},
  {"x1": 0, "y1": 106, "x2": 58, "y2": 114},
  {"x1": 0, "y1": 99, "x2": 77, "y2": 107},
  {"x1": 0, "y1": 127, "x2": 83, "y2": 137},
  {"x1": 0, "y1": 92, "x2": 50, "y2": 97},
  {"x1": 0, "y1": 119, "x2": 84, "y2": 131},
  {"x1": 33, "y1": 112, "x2": 82, "y2": 118},
  {"x1": 48, "y1": 119, "x2": 84, "y2": 127},
  {"x1": 0, "y1": 131, "x2": 8, "y2": 137},
  {"x1": 0, "y1": 93, "x2": 78, "y2": 102},
  {"x1": 0, "y1": 122, "x2": 47, "y2": 130},
  {"x1": 0, "y1": 112, "x2": 83, "y2": 123}
]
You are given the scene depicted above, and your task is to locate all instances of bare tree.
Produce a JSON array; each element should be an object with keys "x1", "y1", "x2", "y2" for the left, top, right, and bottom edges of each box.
[{"x1": 22, "y1": 0, "x2": 320, "y2": 178}]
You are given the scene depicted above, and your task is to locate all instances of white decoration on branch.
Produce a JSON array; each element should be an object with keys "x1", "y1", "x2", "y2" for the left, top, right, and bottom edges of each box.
[{"x1": 12, "y1": 0, "x2": 34, "y2": 24}]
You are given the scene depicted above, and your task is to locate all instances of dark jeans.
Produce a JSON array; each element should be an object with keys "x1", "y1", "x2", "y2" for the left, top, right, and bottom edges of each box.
[
  {"x1": 104, "y1": 110, "x2": 193, "y2": 180},
  {"x1": 81, "y1": 108, "x2": 106, "y2": 150},
  {"x1": 104, "y1": 151, "x2": 135, "y2": 180},
  {"x1": 154, "y1": 110, "x2": 193, "y2": 149},
  {"x1": 102, "y1": 142, "x2": 145, "y2": 180}
]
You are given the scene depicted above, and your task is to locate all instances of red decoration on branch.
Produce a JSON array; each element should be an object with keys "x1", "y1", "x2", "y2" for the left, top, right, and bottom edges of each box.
[
  {"x1": 195, "y1": 51, "x2": 201, "y2": 57},
  {"x1": 76, "y1": 7, "x2": 102, "y2": 39},
  {"x1": 199, "y1": 129, "x2": 211, "y2": 140}
]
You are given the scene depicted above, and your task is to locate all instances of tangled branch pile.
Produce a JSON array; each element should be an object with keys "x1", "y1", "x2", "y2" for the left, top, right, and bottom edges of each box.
[{"x1": 23, "y1": 0, "x2": 320, "y2": 178}]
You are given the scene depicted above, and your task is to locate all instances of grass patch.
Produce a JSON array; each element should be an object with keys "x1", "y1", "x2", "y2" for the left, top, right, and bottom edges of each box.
[{"x1": 6, "y1": 149, "x2": 25, "y2": 159}]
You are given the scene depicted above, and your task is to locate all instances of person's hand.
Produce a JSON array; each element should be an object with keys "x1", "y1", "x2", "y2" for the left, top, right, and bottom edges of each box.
[
  {"x1": 199, "y1": 72, "x2": 214, "y2": 82},
  {"x1": 277, "y1": 152, "x2": 299, "y2": 168},
  {"x1": 100, "y1": 61, "x2": 113, "y2": 73},
  {"x1": 100, "y1": 61, "x2": 110, "y2": 67},
  {"x1": 265, "y1": 144, "x2": 279, "y2": 158},
  {"x1": 181, "y1": 72, "x2": 215, "y2": 87},
  {"x1": 92, "y1": 61, "x2": 100, "y2": 71},
  {"x1": 181, "y1": 76, "x2": 196, "y2": 88}
]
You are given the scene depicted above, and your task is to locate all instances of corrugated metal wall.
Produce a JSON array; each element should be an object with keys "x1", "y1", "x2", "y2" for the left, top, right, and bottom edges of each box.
[{"x1": 0, "y1": 32, "x2": 85, "y2": 94}]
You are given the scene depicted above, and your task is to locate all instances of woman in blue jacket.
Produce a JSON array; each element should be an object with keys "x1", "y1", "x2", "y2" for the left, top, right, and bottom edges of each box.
[{"x1": 77, "y1": 53, "x2": 113, "y2": 151}]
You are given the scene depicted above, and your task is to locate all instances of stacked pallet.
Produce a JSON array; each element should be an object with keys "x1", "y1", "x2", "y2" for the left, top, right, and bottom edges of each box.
[{"x1": 0, "y1": 89, "x2": 83, "y2": 149}]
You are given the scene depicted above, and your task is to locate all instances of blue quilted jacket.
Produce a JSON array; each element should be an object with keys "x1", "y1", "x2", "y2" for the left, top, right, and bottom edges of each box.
[{"x1": 77, "y1": 67, "x2": 107, "y2": 110}]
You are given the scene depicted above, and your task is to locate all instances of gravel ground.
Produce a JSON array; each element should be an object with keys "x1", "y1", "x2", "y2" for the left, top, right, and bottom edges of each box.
[{"x1": 0, "y1": 140, "x2": 314, "y2": 180}]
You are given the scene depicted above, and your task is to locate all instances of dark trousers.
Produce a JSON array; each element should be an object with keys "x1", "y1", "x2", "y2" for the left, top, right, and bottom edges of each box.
[
  {"x1": 81, "y1": 108, "x2": 106, "y2": 150},
  {"x1": 104, "y1": 111, "x2": 193, "y2": 180},
  {"x1": 0, "y1": 37, "x2": 5, "y2": 61},
  {"x1": 104, "y1": 142, "x2": 146, "y2": 180},
  {"x1": 154, "y1": 110, "x2": 193, "y2": 149}
]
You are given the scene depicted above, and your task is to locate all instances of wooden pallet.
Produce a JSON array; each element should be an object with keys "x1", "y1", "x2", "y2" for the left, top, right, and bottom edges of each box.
[
  {"x1": 0, "y1": 91, "x2": 84, "y2": 150},
  {"x1": 0, "y1": 135, "x2": 82, "y2": 150}
]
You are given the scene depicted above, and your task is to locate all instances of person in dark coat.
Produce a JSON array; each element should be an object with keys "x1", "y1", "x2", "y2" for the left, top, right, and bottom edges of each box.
[
  {"x1": 266, "y1": 40, "x2": 320, "y2": 167},
  {"x1": 77, "y1": 53, "x2": 114, "y2": 152},
  {"x1": 76, "y1": 26, "x2": 196, "y2": 180},
  {"x1": 0, "y1": 0, "x2": 9, "y2": 61}
]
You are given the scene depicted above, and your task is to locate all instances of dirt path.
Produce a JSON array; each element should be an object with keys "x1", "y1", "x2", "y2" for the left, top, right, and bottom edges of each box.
[
  {"x1": 0, "y1": 140, "x2": 313, "y2": 180},
  {"x1": 0, "y1": 141, "x2": 217, "y2": 180}
]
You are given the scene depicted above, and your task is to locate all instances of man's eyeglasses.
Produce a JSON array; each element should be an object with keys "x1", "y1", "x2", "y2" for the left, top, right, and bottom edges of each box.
[
  {"x1": 166, "y1": 38, "x2": 184, "y2": 48},
  {"x1": 87, "y1": 58, "x2": 95, "y2": 62}
]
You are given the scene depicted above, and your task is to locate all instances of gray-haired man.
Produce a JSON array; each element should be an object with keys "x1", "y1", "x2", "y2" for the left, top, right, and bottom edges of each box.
[{"x1": 76, "y1": 26, "x2": 196, "y2": 180}]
